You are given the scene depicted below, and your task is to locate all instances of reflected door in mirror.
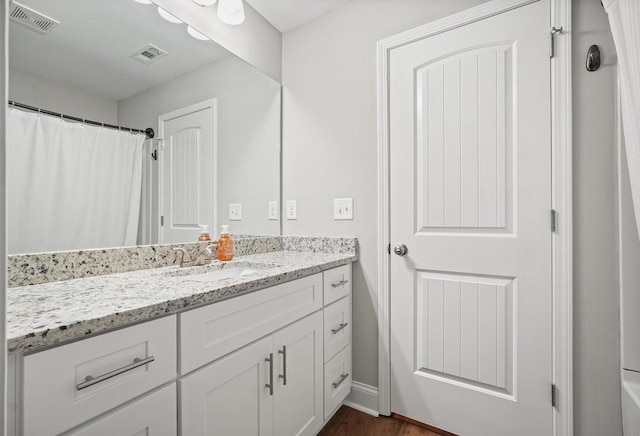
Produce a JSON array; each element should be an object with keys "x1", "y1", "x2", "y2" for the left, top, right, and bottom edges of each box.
[{"x1": 160, "y1": 100, "x2": 216, "y2": 244}]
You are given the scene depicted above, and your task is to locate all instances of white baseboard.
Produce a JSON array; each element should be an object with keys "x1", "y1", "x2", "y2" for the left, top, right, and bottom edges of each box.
[{"x1": 344, "y1": 381, "x2": 379, "y2": 417}]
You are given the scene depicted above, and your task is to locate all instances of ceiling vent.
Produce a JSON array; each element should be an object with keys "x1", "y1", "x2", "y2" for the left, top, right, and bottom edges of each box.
[
  {"x1": 9, "y1": 1, "x2": 60, "y2": 35},
  {"x1": 130, "y1": 44, "x2": 168, "y2": 65}
]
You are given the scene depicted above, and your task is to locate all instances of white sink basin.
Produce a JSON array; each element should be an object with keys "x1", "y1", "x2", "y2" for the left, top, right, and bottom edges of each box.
[
  {"x1": 162, "y1": 262, "x2": 275, "y2": 283},
  {"x1": 186, "y1": 267, "x2": 265, "y2": 282}
]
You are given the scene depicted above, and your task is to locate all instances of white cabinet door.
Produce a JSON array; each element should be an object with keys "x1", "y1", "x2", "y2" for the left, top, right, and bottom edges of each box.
[
  {"x1": 180, "y1": 336, "x2": 274, "y2": 436},
  {"x1": 66, "y1": 384, "x2": 176, "y2": 436},
  {"x1": 273, "y1": 312, "x2": 323, "y2": 436}
]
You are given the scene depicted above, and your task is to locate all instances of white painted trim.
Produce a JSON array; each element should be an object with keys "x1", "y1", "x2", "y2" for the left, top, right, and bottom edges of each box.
[
  {"x1": 550, "y1": 1, "x2": 572, "y2": 435},
  {"x1": 1, "y1": 2, "x2": 7, "y2": 434},
  {"x1": 344, "y1": 381, "x2": 379, "y2": 417},
  {"x1": 157, "y1": 99, "x2": 218, "y2": 244},
  {"x1": 376, "y1": 1, "x2": 573, "y2": 436}
]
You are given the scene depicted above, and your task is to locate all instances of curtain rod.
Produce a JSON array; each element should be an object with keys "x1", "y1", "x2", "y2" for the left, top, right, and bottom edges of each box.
[{"x1": 8, "y1": 100, "x2": 155, "y2": 139}]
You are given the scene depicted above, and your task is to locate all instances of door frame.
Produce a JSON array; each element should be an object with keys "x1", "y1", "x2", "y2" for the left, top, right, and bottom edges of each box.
[
  {"x1": 376, "y1": 0, "x2": 573, "y2": 435},
  {"x1": 157, "y1": 98, "x2": 218, "y2": 244}
]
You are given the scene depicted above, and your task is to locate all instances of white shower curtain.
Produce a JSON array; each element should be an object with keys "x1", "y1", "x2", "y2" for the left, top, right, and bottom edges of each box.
[
  {"x1": 7, "y1": 109, "x2": 145, "y2": 254},
  {"x1": 604, "y1": 0, "x2": 640, "y2": 238}
]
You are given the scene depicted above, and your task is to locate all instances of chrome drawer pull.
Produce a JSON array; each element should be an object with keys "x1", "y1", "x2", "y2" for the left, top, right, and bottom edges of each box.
[
  {"x1": 331, "y1": 322, "x2": 349, "y2": 335},
  {"x1": 265, "y1": 353, "x2": 274, "y2": 395},
  {"x1": 76, "y1": 356, "x2": 155, "y2": 391},
  {"x1": 332, "y1": 373, "x2": 349, "y2": 389},
  {"x1": 331, "y1": 279, "x2": 349, "y2": 288}
]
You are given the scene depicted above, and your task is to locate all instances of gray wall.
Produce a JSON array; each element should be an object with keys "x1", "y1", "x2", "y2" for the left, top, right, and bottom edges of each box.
[
  {"x1": 8, "y1": 68, "x2": 117, "y2": 124},
  {"x1": 283, "y1": 0, "x2": 624, "y2": 433},
  {"x1": 118, "y1": 55, "x2": 281, "y2": 238},
  {"x1": 282, "y1": 0, "x2": 489, "y2": 388},
  {"x1": 620, "y1": 144, "x2": 640, "y2": 372},
  {"x1": 572, "y1": 1, "x2": 622, "y2": 435}
]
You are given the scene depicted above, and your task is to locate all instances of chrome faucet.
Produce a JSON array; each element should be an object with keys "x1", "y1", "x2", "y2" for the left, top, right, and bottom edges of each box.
[
  {"x1": 193, "y1": 243, "x2": 218, "y2": 266},
  {"x1": 173, "y1": 244, "x2": 218, "y2": 267},
  {"x1": 173, "y1": 248, "x2": 193, "y2": 267}
]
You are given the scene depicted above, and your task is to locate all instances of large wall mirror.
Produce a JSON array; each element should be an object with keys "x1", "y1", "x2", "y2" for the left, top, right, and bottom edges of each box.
[{"x1": 7, "y1": 0, "x2": 281, "y2": 255}]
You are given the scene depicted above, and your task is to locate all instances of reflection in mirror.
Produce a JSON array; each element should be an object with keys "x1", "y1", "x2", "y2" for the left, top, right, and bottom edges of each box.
[{"x1": 7, "y1": 0, "x2": 281, "y2": 255}]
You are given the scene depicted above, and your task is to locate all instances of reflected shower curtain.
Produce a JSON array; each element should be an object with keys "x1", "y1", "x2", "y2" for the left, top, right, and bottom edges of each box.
[
  {"x1": 7, "y1": 109, "x2": 144, "y2": 254},
  {"x1": 604, "y1": 0, "x2": 640, "y2": 238}
]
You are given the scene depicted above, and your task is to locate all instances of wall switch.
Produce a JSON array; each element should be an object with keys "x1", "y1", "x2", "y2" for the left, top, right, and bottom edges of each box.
[
  {"x1": 334, "y1": 198, "x2": 354, "y2": 220},
  {"x1": 286, "y1": 200, "x2": 297, "y2": 220},
  {"x1": 268, "y1": 201, "x2": 278, "y2": 220},
  {"x1": 229, "y1": 203, "x2": 242, "y2": 221}
]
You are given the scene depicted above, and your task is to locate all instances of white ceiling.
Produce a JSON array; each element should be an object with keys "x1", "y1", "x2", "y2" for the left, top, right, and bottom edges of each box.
[
  {"x1": 245, "y1": 0, "x2": 350, "y2": 33},
  {"x1": 9, "y1": 0, "x2": 230, "y2": 101}
]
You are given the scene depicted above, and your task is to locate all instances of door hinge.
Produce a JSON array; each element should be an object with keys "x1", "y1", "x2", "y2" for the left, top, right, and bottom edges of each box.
[
  {"x1": 551, "y1": 383, "x2": 558, "y2": 408},
  {"x1": 160, "y1": 216, "x2": 164, "y2": 227},
  {"x1": 387, "y1": 243, "x2": 391, "y2": 255},
  {"x1": 551, "y1": 209, "x2": 557, "y2": 233},
  {"x1": 549, "y1": 26, "x2": 563, "y2": 58}
]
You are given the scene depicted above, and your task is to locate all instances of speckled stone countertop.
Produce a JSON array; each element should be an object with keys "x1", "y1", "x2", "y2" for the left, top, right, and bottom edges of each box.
[{"x1": 8, "y1": 249, "x2": 357, "y2": 354}]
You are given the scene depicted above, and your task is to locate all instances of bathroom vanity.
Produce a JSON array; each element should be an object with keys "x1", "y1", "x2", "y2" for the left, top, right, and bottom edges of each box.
[{"x1": 7, "y1": 237, "x2": 356, "y2": 436}]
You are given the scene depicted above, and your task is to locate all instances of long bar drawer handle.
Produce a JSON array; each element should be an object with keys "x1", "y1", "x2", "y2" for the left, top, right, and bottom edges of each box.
[
  {"x1": 265, "y1": 353, "x2": 274, "y2": 396},
  {"x1": 331, "y1": 322, "x2": 349, "y2": 334},
  {"x1": 331, "y1": 279, "x2": 349, "y2": 288},
  {"x1": 278, "y1": 346, "x2": 287, "y2": 386},
  {"x1": 77, "y1": 356, "x2": 155, "y2": 391},
  {"x1": 332, "y1": 373, "x2": 349, "y2": 389}
]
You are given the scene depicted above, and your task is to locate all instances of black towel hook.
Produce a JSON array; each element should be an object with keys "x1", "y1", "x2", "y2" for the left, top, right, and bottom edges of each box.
[{"x1": 586, "y1": 45, "x2": 601, "y2": 72}]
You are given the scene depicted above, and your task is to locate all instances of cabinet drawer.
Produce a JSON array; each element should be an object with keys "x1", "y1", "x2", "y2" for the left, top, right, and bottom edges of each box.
[
  {"x1": 66, "y1": 384, "x2": 177, "y2": 436},
  {"x1": 323, "y1": 296, "x2": 350, "y2": 362},
  {"x1": 180, "y1": 273, "x2": 323, "y2": 374},
  {"x1": 23, "y1": 316, "x2": 177, "y2": 436},
  {"x1": 323, "y1": 265, "x2": 351, "y2": 305},
  {"x1": 324, "y1": 345, "x2": 351, "y2": 419}
]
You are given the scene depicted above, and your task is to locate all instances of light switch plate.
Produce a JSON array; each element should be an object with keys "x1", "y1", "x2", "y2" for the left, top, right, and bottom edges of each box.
[
  {"x1": 334, "y1": 198, "x2": 353, "y2": 220},
  {"x1": 229, "y1": 203, "x2": 242, "y2": 221},
  {"x1": 268, "y1": 201, "x2": 278, "y2": 220},
  {"x1": 286, "y1": 200, "x2": 297, "y2": 220}
]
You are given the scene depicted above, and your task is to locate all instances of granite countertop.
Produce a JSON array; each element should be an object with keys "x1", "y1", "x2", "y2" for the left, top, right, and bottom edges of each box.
[{"x1": 8, "y1": 250, "x2": 357, "y2": 354}]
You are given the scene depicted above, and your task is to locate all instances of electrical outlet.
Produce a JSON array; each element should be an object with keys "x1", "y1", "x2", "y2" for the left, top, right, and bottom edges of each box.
[
  {"x1": 268, "y1": 201, "x2": 278, "y2": 220},
  {"x1": 229, "y1": 203, "x2": 242, "y2": 220},
  {"x1": 286, "y1": 200, "x2": 297, "y2": 220},
  {"x1": 334, "y1": 198, "x2": 353, "y2": 220}
]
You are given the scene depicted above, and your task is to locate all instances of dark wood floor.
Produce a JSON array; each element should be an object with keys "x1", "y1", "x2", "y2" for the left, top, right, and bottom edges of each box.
[{"x1": 319, "y1": 406, "x2": 442, "y2": 436}]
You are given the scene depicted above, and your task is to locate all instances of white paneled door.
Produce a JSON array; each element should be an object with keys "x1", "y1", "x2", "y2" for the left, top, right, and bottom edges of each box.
[
  {"x1": 159, "y1": 100, "x2": 216, "y2": 244},
  {"x1": 389, "y1": 1, "x2": 552, "y2": 435}
]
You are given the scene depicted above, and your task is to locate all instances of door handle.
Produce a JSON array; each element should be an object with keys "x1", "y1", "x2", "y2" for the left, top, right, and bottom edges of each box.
[
  {"x1": 265, "y1": 353, "x2": 274, "y2": 395},
  {"x1": 278, "y1": 346, "x2": 287, "y2": 385},
  {"x1": 393, "y1": 244, "x2": 408, "y2": 256}
]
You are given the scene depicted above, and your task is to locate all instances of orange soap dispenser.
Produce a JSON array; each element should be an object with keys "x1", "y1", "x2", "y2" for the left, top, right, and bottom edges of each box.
[{"x1": 217, "y1": 225, "x2": 234, "y2": 261}]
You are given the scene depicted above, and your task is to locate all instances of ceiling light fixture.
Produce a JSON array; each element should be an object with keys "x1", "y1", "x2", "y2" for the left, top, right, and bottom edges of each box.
[
  {"x1": 133, "y1": 0, "x2": 153, "y2": 4},
  {"x1": 157, "y1": 6, "x2": 182, "y2": 24},
  {"x1": 187, "y1": 26, "x2": 209, "y2": 41},
  {"x1": 217, "y1": 0, "x2": 245, "y2": 25},
  {"x1": 192, "y1": 0, "x2": 218, "y2": 6}
]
